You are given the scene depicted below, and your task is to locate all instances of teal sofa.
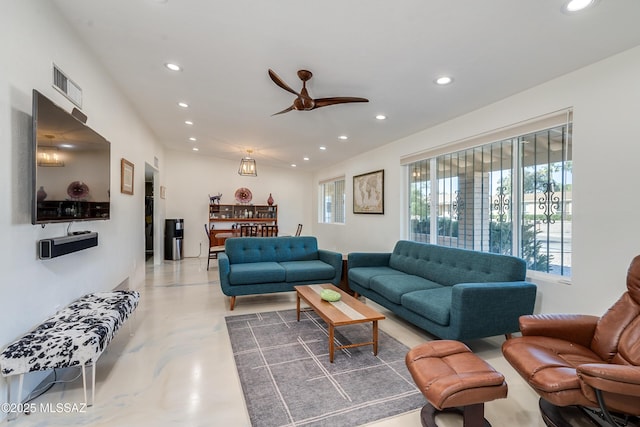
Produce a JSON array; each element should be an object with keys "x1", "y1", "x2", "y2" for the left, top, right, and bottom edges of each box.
[
  {"x1": 348, "y1": 241, "x2": 537, "y2": 341},
  {"x1": 218, "y1": 236, "x2": 342, "y2": 310}
]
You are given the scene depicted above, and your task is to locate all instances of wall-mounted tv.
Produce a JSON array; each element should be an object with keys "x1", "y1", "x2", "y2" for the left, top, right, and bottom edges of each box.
[{"x1": 32, "y1": 90, "x2": 111, "y2": 224}]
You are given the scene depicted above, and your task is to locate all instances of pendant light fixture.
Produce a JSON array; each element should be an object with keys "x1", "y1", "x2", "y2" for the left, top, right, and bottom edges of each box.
[{"x1": 238, "y1": 149, "x2": 257, "y2": 176}]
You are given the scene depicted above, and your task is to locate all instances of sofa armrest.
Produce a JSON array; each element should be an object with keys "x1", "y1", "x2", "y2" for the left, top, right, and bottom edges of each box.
[
  {"x1": 318, "y1": 249, "x2": 343, "y2": 285},
  {"x1": 519, "y1": 313, "x2": 599, "y2": 347},
  {"x1": 578, "y1": 364, "x2": 640, "y2": 398},
  {"x1": 217, "y1": 253, "x2": 231, "y2": 288},
  {"x1": 347, "y1": 252, "x2": 391, "y2": 268},
  {"x1": 450, "y1": 281, "x2": 537, "y2": 339}
]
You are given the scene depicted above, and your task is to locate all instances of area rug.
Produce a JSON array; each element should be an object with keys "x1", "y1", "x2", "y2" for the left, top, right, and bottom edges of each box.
[{"x1": 225, "y1": 309, "x2": 424, "y2": 427}]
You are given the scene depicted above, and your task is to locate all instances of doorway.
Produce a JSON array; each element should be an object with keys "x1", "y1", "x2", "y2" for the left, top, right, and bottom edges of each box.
[{"x1": 145, "y1": 162, "x2": 160, "y2": 263}]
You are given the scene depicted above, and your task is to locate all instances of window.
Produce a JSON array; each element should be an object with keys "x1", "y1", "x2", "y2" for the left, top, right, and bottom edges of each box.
[
  {"x1": 319, "y1": 178, "x2": 345, "y2": 224},
  {"x1": 408, "y1": 121, "x2": 572, "y2": 277}
]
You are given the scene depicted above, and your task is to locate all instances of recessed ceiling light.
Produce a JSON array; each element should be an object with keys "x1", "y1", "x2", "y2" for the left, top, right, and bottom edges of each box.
[
  {"x1": 338, "y1": 135, "x2": 348, "y2": 140},
  {"x1": 185, "y1": 120, "x2": 193, "y2": 125},
  {"x1": 564, "y1": 0, "x2": 596, "y2": 12},
  {"x1": 189, "y1": 137, "x2": 196, "y2": 141},
  {"x1": 59, "y1": 144, "x2": 73, "y2": 148},
  {"x1": 192, "y1": 147, "x2": 199, "y2": 151},
  {"x1": 291, "y1": 164, "x2": 297, "y2": 168},
  {"x1": 319, "y1": 146, "x2": 327, "y2": 151},
  {"x1": 303, "y1": 157, "x2": 310, "y2": 161},
  {"x1": 165, "y1": 63, "x2": 181, "y2": 72},
  {"x1": 435, "y1": 76, "x2": 453, "y2": 85},
  {"x1": 375, "y1": 114, "x2": 387, "y2": 120},
  {"x1": 178, "y1": 102, "x2": 189, "y2": 108}
]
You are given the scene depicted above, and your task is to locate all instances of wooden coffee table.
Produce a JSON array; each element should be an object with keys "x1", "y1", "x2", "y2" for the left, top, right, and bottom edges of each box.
[{"x1": 294, "y1": 284, "x2": 385, "y2": 363}]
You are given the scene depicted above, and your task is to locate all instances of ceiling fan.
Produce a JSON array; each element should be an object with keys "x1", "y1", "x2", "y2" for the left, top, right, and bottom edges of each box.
[{"x1": 268, "y1": 69, "x2": 369, "y2": 115}]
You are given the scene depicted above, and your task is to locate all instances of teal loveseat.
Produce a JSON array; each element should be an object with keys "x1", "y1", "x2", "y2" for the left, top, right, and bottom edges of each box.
[
  {"x1": 218, "y1": 236, "x2": 342, "y2": 310},
  {"x1": 348, "y1": 241, "x2": 537, "y2": 341}
]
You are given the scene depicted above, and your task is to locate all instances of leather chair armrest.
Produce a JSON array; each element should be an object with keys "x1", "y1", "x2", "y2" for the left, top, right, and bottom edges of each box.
[
  {"x1": 519, "y1": 314, "x2": 599, "y2": 347},
  {"x1": 578, "y1": 364, "x2": 640, "y2": 397}
]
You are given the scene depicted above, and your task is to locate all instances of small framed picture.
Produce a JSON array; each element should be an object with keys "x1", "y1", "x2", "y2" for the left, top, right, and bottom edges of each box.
[
  {"x1": 120, "y1": 158, "x2": 134, "y2": 195},
  {"x1": 353, "y1": 169, "x2": 384, "y2": 214}
]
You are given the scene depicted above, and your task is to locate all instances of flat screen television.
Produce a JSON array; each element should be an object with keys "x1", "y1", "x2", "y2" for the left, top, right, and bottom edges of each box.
[{"x1": 32, "y1": 90, "x2": 111, "y2": 224}]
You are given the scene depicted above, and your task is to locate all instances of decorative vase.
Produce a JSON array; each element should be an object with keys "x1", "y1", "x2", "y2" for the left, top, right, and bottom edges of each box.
[
  {"x1": 36, "y1": 186, "x2": 47, "y2": 202},
  {"x1": 267, "y1": 193, "x2": 274, "y2": 206}
]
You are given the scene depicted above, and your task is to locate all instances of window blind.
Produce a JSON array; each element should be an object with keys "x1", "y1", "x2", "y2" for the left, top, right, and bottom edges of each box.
[{"x1": 400, "y1": 109, "x2": 572, "y2": 165}]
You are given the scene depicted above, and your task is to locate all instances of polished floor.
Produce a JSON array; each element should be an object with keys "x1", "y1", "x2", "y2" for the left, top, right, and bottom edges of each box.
[{"x1": 6, "y1": 257, "x2": 551, "y2": 427}]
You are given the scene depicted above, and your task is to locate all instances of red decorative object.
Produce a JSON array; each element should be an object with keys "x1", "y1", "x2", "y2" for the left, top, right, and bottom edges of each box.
[{"x1": 267, "y1": 193, "x2": 274, "y2": 206}]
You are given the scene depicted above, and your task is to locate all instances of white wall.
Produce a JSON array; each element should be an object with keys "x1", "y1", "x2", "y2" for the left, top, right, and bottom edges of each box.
[
  {"x1": 314, "y1": 45, "x2": 640, "y2": 316},
  {"x1": 164, "y1": 150, "x2": 313, "y2": 258},
  {"x1": 0, "y1": 1, "x2": 165, "y2": 410}
]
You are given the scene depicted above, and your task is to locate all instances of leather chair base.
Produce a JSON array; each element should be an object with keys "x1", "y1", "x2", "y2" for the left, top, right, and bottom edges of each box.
[
  {"x1": 539, "y1": 398, "x2": 640, "y2": 427},
  {"x1": 407, "y1": 341, "x2": 506, "y2": 427},
  {"x1": 421, "y1": 402, "x2": 491, "y2": 427}
]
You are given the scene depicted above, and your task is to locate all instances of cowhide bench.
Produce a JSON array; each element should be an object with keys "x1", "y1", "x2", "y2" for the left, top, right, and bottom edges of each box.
[
  {"x1": 406, "y1": 340, "x2": 507, "y2": 427},
  {"x1": 0, "y1": 290, "x2": 139, "y2": 418}
]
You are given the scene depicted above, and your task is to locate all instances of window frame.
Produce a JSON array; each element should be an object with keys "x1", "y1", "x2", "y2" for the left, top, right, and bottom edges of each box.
[
  {"x1": 318, "y1": 177, "x2": 346, "y2": 224},
  {"x1": 406, "y1": 112, "x2": 572, "y2": 279}
]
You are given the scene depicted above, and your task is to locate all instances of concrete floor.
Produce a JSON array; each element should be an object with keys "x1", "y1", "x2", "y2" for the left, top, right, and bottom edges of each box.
[{"x1": 5, "y1": 257, "x2": 552, "y2": 427}]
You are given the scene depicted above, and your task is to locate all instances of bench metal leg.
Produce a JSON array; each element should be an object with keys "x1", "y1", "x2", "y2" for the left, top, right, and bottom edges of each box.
[
  {"x1": 128, "y1": 311, "x2": 136, "y2": 336},
  {"x1": 90, "y1": 363, "x2": 96, "y2": 406},
  {"x1": 82, "y1": 364, "x2": 87, "y2": 406},
  {"x1": 81, "y1": 364, "x2": 96, "y2": 407},
  {"x1": 6, "y1": 374, "x2": 24, "y2": 421}
]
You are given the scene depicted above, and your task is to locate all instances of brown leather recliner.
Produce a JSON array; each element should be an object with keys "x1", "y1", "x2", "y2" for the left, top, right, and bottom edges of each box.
[{"x1": 502, "y1": 255, "x2": 640, "y2": 426}]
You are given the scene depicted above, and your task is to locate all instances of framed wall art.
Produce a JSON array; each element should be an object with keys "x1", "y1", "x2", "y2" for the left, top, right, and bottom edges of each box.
[
  {"x1": 353, "y1": 169, "x2": 384, "y2": 214},
  {"x1": 120, "y1": 158, "x2": 134, "y2": 195}
]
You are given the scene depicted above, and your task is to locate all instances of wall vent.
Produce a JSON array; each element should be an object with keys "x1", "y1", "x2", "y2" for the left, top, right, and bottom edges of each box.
[{"x1": 52, "y1": 64, "x2": 82, "y2": 108}]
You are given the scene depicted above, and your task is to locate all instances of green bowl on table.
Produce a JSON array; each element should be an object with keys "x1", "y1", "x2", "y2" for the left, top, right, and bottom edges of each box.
[{"x1": 320, "y1": 289, "x2": 341, "y2": 302}]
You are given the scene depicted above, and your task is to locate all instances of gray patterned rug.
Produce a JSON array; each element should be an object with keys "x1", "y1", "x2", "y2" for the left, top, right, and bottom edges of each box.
[{"x1": 225, "y1": 309, "x2": 424, "y2": 427}]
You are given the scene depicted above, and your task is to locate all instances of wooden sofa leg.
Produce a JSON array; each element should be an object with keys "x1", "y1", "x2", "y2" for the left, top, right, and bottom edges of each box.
[
  {"x1": 505, "y1": 333, "x2": 513, "y2": 340},
  {"x1": 229, "y1": 296, "x2": 236, "y2": 310}
]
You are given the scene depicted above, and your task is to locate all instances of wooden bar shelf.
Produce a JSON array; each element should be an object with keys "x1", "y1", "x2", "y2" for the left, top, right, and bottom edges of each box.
[{"x1": 208, "y1": 203, "x2": 278, "y2": 245}]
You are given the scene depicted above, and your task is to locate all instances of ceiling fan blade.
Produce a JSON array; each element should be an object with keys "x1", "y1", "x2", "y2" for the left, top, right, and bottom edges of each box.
[
  {"x1": 312, "y1": 97, "x2": 369, "y2": 109},
  {"x1": 271, "y1": 105, "x2": 295, "y2": 116},
  {"x1": 268, "y1": 69, "x2": 300, "y2": 97}
]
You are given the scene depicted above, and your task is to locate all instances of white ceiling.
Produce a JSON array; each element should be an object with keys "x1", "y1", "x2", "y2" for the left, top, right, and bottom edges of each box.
[{"x1": 52, "y1": 0, "x2": 640, "y2": 172}]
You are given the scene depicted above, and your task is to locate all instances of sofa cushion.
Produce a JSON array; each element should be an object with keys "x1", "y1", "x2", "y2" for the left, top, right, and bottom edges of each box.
[
  {"x1": 229, "y1": 262, "x2": 285, "y2": 285},
  {"x1": 348, "y1": 267, "x2": 400, "y2": 289},
  {"x1": 389, "y1": 240, "x2": 526, "y2": 286},
  {"x1": 401, "y1": 288, "x2": 453, "y2": 326},
  {"x1": 225, "y1": 237, "x2": 319, "y2": 264},
  {"x1": 370, "y1": 274, "x2": 442, "y2": 305},
  {"x1": 279, "y1": 260, "x2": 336, "y2": 282}
]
